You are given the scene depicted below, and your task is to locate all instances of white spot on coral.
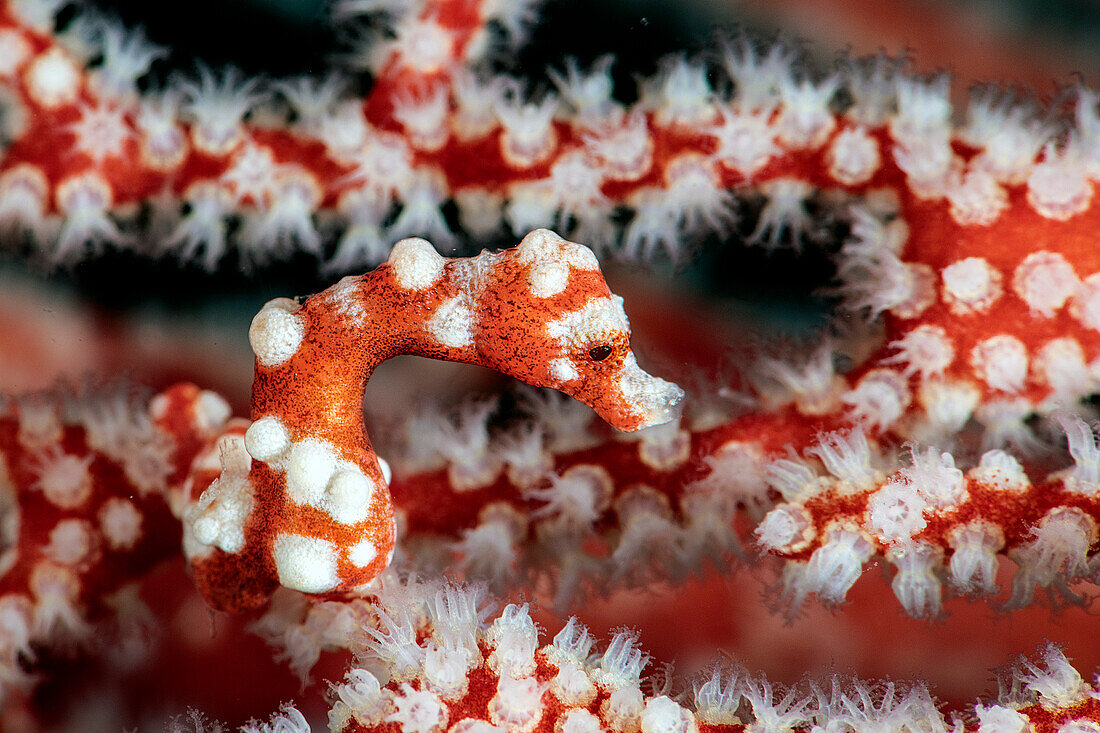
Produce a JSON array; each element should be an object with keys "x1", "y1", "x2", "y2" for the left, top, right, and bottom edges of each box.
[
  {"x1": 98, "y1": 497, "x2": 143, "y2": 551},
  {"x1": 44, "y1": 519, "x2": 96, "y2": 566},
  {"x1": 945, "y1": 168, "x2": 1007, "y2": 226},
  {"x1": 827, "y1": 125, "x2": 881, "y2": 185},
  {"x1": 1012, "y1": 251, "x2": 1078, "y2": 318},
  {"x1": 756, "y1": 503, "x2": 814, "y2": 552},
  {"x1": 427, "y1": 296, "x2": 477, "y2": 348},
  {"x1": 970, "y1": 335, "x2": 1029, "y2": 393},
  {"x1": 881, "y1": 325, "x2": 955, "y2": 379},
  {"x1": 866, "y1": 480, "x2": 928, "y2": 542},
  {"x1": 941, "y1": 257, "x2": 1003, "y2": 315},
  {"x1": 193, "y1": 391, "x2": 232, "y2": 434},
  {"x1": 1027, "y1": 144, "x2": 1093, "y2": 220},
  {"x1": 0, "y1": 30, "x2": 31, "y2": 78},
  {"x1": 24, "y1": 48, "x2": 80, "y2": 108},
  {"x1": 28, "y1": 447, "x2": 93, "y2": 509},
  {"x1": 557, "y1": 709, "x2": 602, "y2": 733},
  {"x1": 388, "y1": 237, "x2": 446, "y2": 290},
  {"x1": 389, "y1": 683, "x2": 448, "y2": 733},
  {"x1": 67, "y1": 102, "x2": 134, "y2": 164},
  {"x1": 272, "y1": 533, "x2": 340, "y2": 594},
  {"x1": 249, "y1": 297, "x2": 304, "y2": 367},
  {"x1": 1070, "y1": 272, "x2": 1100, "y2": 332}
]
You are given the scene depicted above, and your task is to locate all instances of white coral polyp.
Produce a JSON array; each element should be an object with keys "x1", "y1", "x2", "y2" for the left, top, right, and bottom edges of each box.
[
  {"x1": 866, "y1": 480, "x2": 928, "y2": 542},
  {"x1": 490, "y1": 675, "x2": 546, "y2": 730},
  {"x1": 970, "y1": 335, "x2": 1029, "y2": 393},
  {"x1": 1012, "y1": 251, "x2": 1079, "y2": 318},
  {"x1": 389, "y1": 684, "x2": 449, "y2": 733},
  {"x1": 640, "y1": 696, "x2": 693, "y2": 733},
  {"x1": 940, "y1": 257, "x2": 1003, "y2": 315}
]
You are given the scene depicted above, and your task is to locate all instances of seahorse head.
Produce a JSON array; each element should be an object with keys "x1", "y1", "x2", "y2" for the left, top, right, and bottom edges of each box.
[{"x1": 476, "y1": 229, "x2": 684, "y2": 432}]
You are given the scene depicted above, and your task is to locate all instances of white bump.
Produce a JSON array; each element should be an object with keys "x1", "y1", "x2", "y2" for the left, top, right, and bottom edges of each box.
[
  {"x1": 388, "y1": 237, "x2": 445, "y2": 290},
  {"x1": 941, "y1": 257, "x2": 1003, "y2": 315},
  {"x1": 348, "y1": 538, "x2": 379, "y2": 567},
  {"x1": 546, "y1": 295, "x2": 628, "y2": 345},
  {"x1": 427, "y1": 296, "x2": 476, "y2": 348},
  {"x1": 945, "y1": 169, "x2": 1007, "y2": 226},
  {"x1": 515, "y1": 229, "x2": 600, "y2": 271},
  {"x1": 1070, "y1": 272, "x2": 1100, "y2": 332},
  {"x1": 325, "y1": 469, "x2": 376, "y2": 525},
  {"x1": 0, "y1": 30, "x2": 31, "y2": 78},
  {"x1": 24, "y1": 48, "x2": 80, "y2": 108},
  {"x1": 194, "y1": 391, "x2": 232, "y2": 433},
  {"x1": 970, "y1": 335, "x2": 1028, "y2": 393},
  {"x1": 528, "y1": 262, "x2": 570, "y2": 298},
  {"x1": 827, "y1": 126, "x2": 880, "y2": 185},
  {"x1": 45, "y1": 519, "x2": 95, "y2": 566},
  {"x1": 549, "y1": 358, "x2": 579, "y2": 382},
  {"x1": 245, "y1": 415, "x2": 290, "y2": 463},
  {"x1": 186, "y1": 435, "x2": 255, "y2": 555},
  {"x1": 755, "y1": 503, "x2": 814, "y2": 552},
  {"x1": 30, "y1": 450, "x2": 92, "y2": 509},
  {"x1": 286, "y1": 439, "x2": 338, "y2": 507},
  {"x1": 272, "y1": 533, "x2": 340, "y2": 593},
  {"x1": 98, "y1": 498, "x2": 143, "y2": 551},
  {"x1": 249, "y1": 298, "x2": 304, "y2": 367},
  {"x1": 1012, "y1": 251, "x2": 1078, "y2": 318}
]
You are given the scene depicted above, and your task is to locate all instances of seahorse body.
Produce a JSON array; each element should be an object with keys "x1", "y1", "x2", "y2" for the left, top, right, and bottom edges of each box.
[{"x1": 182, "y1": 229, "x2": 684, "y2": 611}]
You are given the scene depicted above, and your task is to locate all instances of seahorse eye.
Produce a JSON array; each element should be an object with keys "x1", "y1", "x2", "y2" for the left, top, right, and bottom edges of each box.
[{"x1": 588, "y1": 344, "x2": 612, "y2": 362}]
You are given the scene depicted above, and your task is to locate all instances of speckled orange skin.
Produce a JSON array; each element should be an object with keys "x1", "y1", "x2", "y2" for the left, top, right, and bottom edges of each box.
[{"x1": 192, "y1": 238, "x2": 676, "y2": 611}]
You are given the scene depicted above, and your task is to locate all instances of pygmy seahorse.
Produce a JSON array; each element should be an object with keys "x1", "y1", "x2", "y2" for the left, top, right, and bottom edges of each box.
[{"x1": 179, "y1": 229, "x2": 684, "y2": 611}]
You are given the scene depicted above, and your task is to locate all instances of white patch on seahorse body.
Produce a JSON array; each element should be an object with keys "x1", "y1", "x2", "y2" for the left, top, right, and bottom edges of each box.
[
  {"x1": 549, "y1": 357, "x2": 579, "y2": 382},
  {"x1": 528, "y1": 262, "x2": 570, "y2": 298},
  {"x1": 273, "y1": 533, "x2": 340, "y2": 593},
  {"x1": 388, "y1": 237, "x2": 445, "y2": 290},
  {"x1": 327, "y1": 275, "x2": 368, "y2": 326},
  {"x1": 514, "y1": 229, "x2": 600, "y2": 270},
  {"x1": 186, "y1": 434, "x2": 255, "y2": 556},
  {"x1": 546, "y1": 295, "x2": 628, "y2": 345},
  {"x1": 325, "y1": 468, "x2": 378, "y2": 525},
  {"x1": 348, "y1": 538, "x2": 378, "y2": 567},
  {"x1": 249, "y1": 297, "x2": 304, "y2": 367},
  {"x1": 618, "y1": 353, "x2": 685, "y2": 427},
  {"x1": 286, "y1": 438, "x2": 338, "y2": 507},
  {"x1": 428, "y1": 296, "x2": 477, "y2": 348},
  {"x1": 245, "y1": 415, "x2": 291, "y2": 464}
]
